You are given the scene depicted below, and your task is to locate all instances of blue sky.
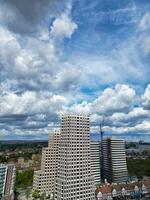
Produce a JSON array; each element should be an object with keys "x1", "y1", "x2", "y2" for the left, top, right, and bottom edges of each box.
[{"x1": 0, "y1": 0, "x2": 150, "y2": 141}]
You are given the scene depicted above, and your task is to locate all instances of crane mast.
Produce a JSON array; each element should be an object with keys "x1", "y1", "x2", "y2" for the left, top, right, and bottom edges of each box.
[{"x1": 100, "y1": 117, "x2": 104, "y2": 182}]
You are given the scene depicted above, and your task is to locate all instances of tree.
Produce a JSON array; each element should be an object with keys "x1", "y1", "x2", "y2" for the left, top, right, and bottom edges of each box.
[
  {"x1": 40, "y1": 192, "x2": 46, "y2": 200},
  {"x1": 32, "y1": 190, "x2": 40, "y2": 199},
  {"x1": 15, "y1": 168, "x2": 34, "y2": 189}
]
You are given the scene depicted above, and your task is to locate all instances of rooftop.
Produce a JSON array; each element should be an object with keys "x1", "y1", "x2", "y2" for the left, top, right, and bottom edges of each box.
[{"x1": 96, "y1": 178, "x2": 150, "y2": 195}]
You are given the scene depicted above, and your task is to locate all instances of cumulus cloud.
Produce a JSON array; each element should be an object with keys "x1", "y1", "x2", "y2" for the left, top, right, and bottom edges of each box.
[
  {"x1": 0, "y1": 0, "x2": 69, "y2": 35},
  {"x1": 92, "y1": 84, "x2": 135, "y2": 114},
  {"x1": 110, "y1": 107, "x2": 150, "y2": 126},
  {"x1": 50, "y1": 13, "x2": 78, "y2": 39},
  {"x1": 0, "y1": 89, "x2": 67, "y2": 139},
  {"x1": 68, "y1": 84, "x2": 150, "y2": 137},
  {"x1": 0, "y1": 26, "x2": 58, "y2": 80},
  {"x1": 0, "y1": 25, "x2": 79, "y2": 94},
  {"x1": 106, "y1": 120, "x2": 150, "y2": 134},
  {"x1": 69, "y1": 84, "x2": 136, "y2": 115},
  {"x1": 142, "y1": 84, "x2": 150, "y2": 110},
  {"x1": 0, "y1": 90, "x2": 67, "y2": 116},
  {"x1": 1, "y1": 83, "x2": 150, "y2": 139},
  {"x1": 0, "y1": 0, "x2": 79, "y2": 96},
  {"x1": 0, "y1": 0, "x2": 150, "y2": 140}
]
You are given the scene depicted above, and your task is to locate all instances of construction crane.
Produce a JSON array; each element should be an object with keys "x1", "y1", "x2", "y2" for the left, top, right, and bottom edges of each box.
[
  {"x1": 100, "y1": 116, "x2": 105, "y2": 142},
  {"x1": 100, "y1": 116, "x2": 105, "y2": 182}
]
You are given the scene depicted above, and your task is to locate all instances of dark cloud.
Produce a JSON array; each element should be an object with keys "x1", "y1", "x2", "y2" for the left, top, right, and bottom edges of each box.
[
  {"x1": 1, "y1": 0, "x2": 69, "y2": 35},
  {"x1": 0, "y1": 114, "x2": 27, "y2": 123}
]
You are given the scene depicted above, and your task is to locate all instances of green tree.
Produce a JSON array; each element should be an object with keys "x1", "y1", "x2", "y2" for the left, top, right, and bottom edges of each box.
[
  {"x1": 15, "y1": 168, "x2": 34, "y2": 189},
  {"x1": 40, "y1": 193, "x2": 46, "y2": 200},
  {"x1": 32, "y1": 190, "x2": 40, "y2": 199},
  {"x1": 127, "y1": 157, "x2": 150, "y2": 179}
]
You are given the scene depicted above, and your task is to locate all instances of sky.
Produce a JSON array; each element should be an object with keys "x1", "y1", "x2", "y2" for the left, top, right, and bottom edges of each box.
[{"x1": 0, "y1": 0, "x2": 150, "y2": 141}]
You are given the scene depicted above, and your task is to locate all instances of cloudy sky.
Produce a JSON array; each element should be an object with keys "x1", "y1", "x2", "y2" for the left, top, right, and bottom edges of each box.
[{"x1": 0, "y1": 0, "x2": 150, "y2": 141}]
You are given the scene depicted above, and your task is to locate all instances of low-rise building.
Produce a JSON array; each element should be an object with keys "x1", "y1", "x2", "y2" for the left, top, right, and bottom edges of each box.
[{"x1": 96, "y1": 178, "x2": 150, "y2": 200}]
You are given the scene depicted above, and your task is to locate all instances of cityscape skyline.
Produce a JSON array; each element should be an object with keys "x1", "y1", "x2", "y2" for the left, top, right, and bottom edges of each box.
[
  {"x1": 0, "y1": 0, "x2": 150, "y2": 141},
  {"x1": 33, "y1": 114, "x2": 128, "y2": 199}
]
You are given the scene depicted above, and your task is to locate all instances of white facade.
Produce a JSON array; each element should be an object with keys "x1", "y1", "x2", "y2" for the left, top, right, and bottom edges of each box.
[
  {"x1": 33, "y1": 129, "x2": 61, "y2": 195},
  {"x1": 102, "y1": 138, "x2": 128, "y2": 183},
  {"x1": 0, "y1": 164, "x2": 7, "y2": 198},
  {"x1": 90, "y1": 142, "x2": 101, "y2": 186},
  {"x1": 0, "y1": 164, "x2": 16, "y2": 200},
  {"x1": 55, "y1": 114, "x2": 95, "y2": 200}
]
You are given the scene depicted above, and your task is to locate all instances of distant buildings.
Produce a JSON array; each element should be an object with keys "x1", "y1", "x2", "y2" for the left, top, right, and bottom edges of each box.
[
  {"x1": 0, "y1": 164, "x2": 16, "y2": 200},
  {"x1": 33, "y1": 114, "x2": 130, "y2": 200}
]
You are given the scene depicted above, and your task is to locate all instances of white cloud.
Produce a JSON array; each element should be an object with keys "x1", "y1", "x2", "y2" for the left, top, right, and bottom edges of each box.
[
  {"x1": 69, "y1": 84, "x2": 136, "y2": 115},
  {"x1": 134, "y1": 120, "x2": 150, "y2": 132},
  {"x1": 67, "y1": 84, "x2": 150, "y2": 137},
  {"x1": 50, "y1": 13, "x2": 78, "y2": 39},
  {"x1": 69, "y1": 101, "x2": 91, "y2": 114},
  {"x1": 0, "y1": 27, "x2": 15, "y2": 45},
  {"x1": 51, "y1": 66, "x2": 81, "y2": 91},
  {"x1": 0, "y1": 26, "x2": 58, "y2": 79},
  {"x1": 142, "y1": 84, "x2": 150, "y2": 110},
  {"x1": 0, "y1": 0, "x2": 149, "y2": 140},
  {"x1": 111, "y1": 107, "x2": 150, "y2": 121},
  {"x1": 92, "y1": 84, "x2": 135, "y2": 114},
  {"x1": 139, "y1": 12, "x2": 150, "y2": 31},
  {"x1": 0, "y1": 90, "x2": 67, "y2": 116},
  {"x1": 105, "y1": 120, "x2": 150, "y2": 134}
]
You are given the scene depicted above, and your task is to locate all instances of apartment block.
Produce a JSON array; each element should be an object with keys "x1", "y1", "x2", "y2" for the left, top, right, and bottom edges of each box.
[
  {"x1": 90, "y1": 142, "x2": 101, "y2": 186},
  {"x1": 33, "y1": 129, "x2": 61, "y2": 196},
  {"x1": 102, "y1": 137, "x2": 128, "y2": 183},
  {"x1": 0, "y1": 164, "x2": 16, "y2": 200},
  {"x1": 55, "y1": 114, "x2": 95, "y2": 200}
]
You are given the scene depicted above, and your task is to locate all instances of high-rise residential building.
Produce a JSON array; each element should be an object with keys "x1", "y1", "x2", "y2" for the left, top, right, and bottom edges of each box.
[
  {"x1": 55, "y1": 114, "x2": 95, "y2": 200},
  {"x1": 90, "y1": 142, "x2": 101, "y2": 187},
  {"x1": 0, "y1": 164, "x2": 6, "y2": 199},
  {"x1": 33, "y1": 129, "x2": 61, "y2": 196},
  {"x1": 0, "y1": 164, "x2": 16, "y2": 200},
  {"x1": 102, "y1": 137, "x2": 128, "y2": 183}
]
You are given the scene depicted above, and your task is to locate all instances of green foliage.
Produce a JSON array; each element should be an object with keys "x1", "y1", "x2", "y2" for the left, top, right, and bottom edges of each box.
[
  {"x1": 0, "y1": 141, "x2": 47, "y2": 164},
  {"x1": 127, "y1": 158, "x2": 150, "y2": 179},
  {"x1": 32, "y1": 190, "x2": 40, "y2": 199},
  {"x1": 32, "y1": 191, "x2": 47, "y2": 200},
  {"x1": 40, "y1": 193, "x2": 46, "y2": 200},
  {"x1": 0, "y1": 155, "x2": 8, "y2": 163},
  {"x1": 142, "y1": 150, "x2": 150, "y2": 156},
  {"x1": 0, "y1": 152, "x2": 33, "y2": 163},
  {"x1": 0, "y1": 141, "x2": 48, "y2": 151},
  {"x1": 15, "y1": 168, "x2": 34, "y2": 189},
  {"x1": 126, "y1": 142, "x2": 137, "y2": 149}
]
